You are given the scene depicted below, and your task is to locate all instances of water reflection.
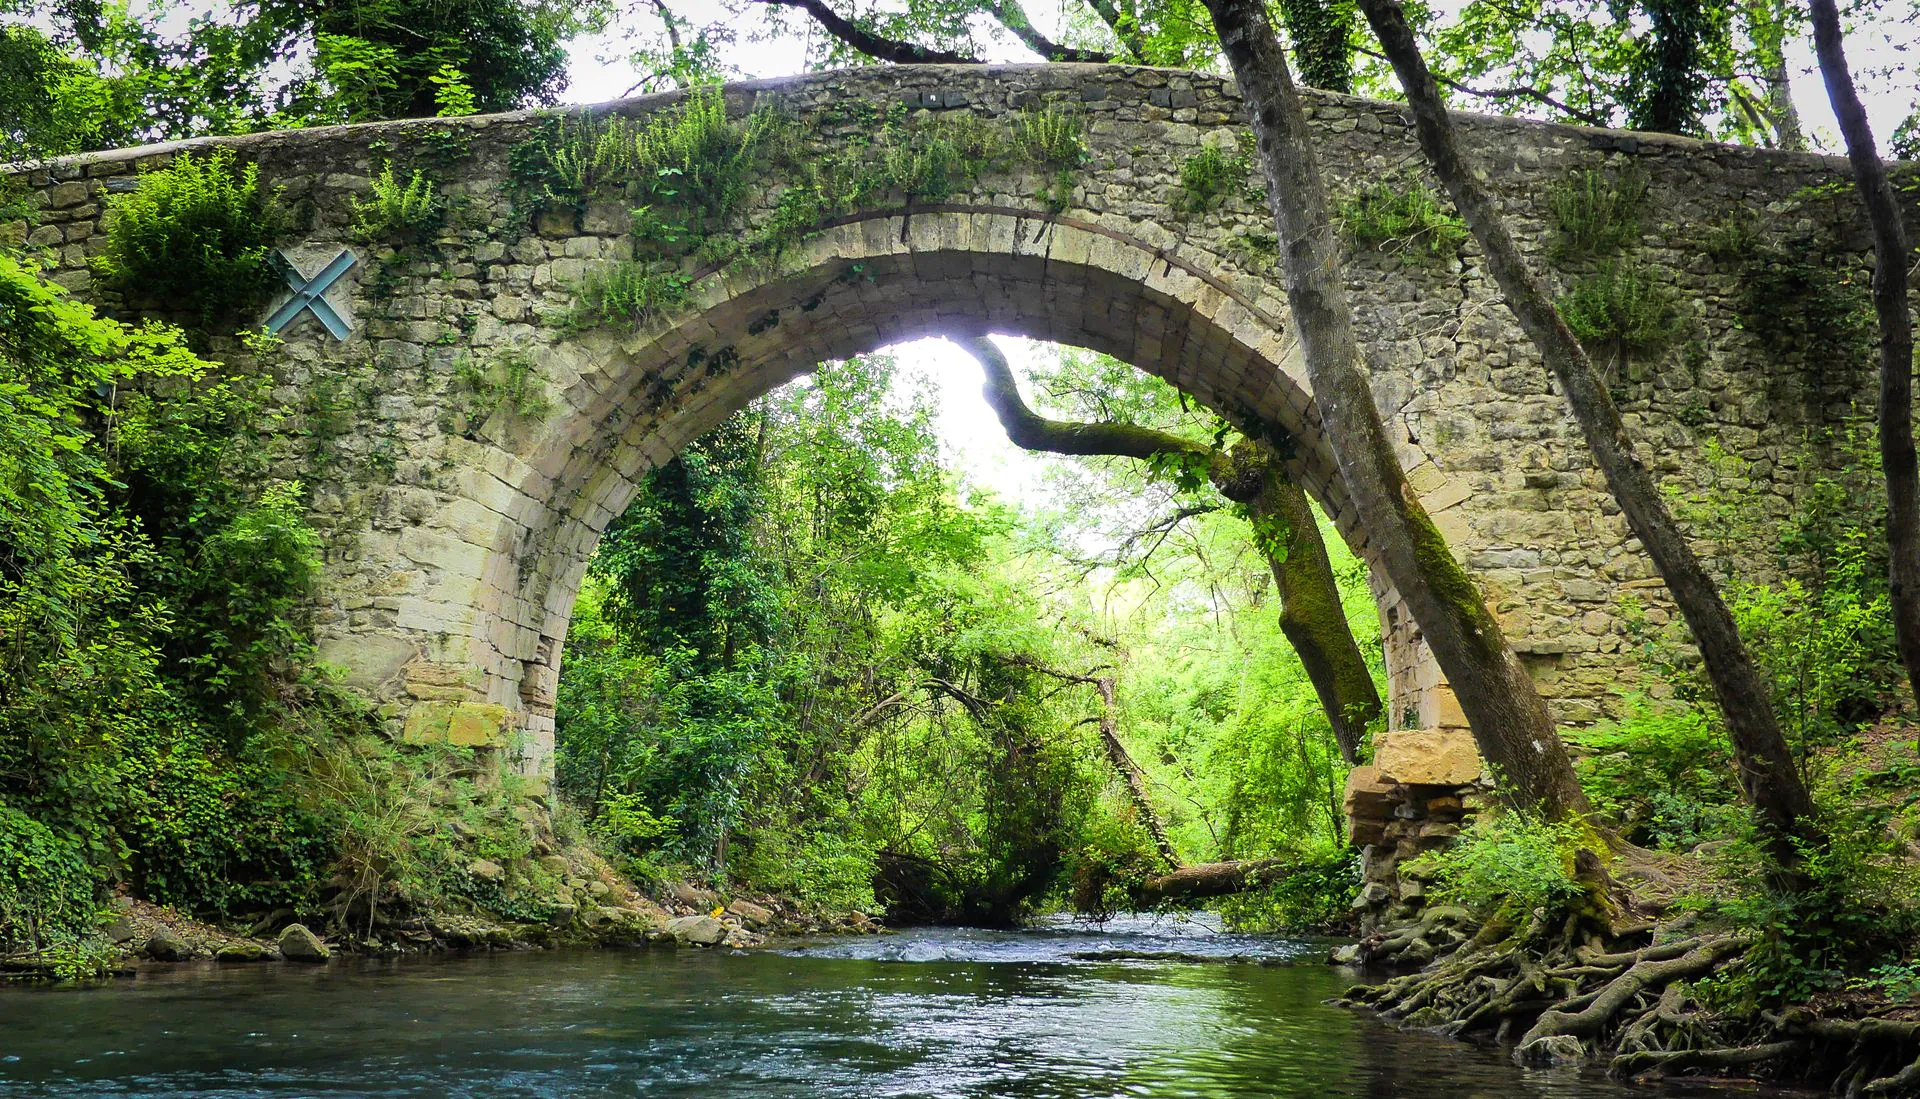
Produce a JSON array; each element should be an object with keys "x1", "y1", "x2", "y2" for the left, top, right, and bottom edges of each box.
[{"x1": 0, "y1": 918, "x2": 1763, "y2": 1098}]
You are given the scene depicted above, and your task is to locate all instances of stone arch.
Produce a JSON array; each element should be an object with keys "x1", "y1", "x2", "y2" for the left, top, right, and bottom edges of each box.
[{"x1": 445, "y1": 208, "x2": 1437, "y2": 773}]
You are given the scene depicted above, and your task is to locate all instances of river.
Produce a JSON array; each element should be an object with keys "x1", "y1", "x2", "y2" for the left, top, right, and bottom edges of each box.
[{"x1": 0, "y1": 914, "x2": 1770, "y2": 1097}]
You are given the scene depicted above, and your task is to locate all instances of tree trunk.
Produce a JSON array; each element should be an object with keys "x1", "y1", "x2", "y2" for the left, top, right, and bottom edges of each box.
[
  {"x1": 1092, "y1": 675, "x2": 1181, "y2": 866},
  {"x1": 1200, "y1": 0, "x2": 1591, "y2": 820},
  {"x1": 962, "y1": 335, "x2": 1381, "y2": 761},
  {"x1": 1135, "y1": 857, "x2": 1297, "y2": 903},
  {"x1": 1808, "y1": 0, "x2": 1920, "y2": 717},
  {"x1": 1222, "y1": 440, "x2": 1381, "y2": 760},
  {"x1": 1354, "y1": 0, "x2": 1820, "y2": 853},
  {"x1": 1748, "y1": 0, "x2": 1806, "y2": 151}
]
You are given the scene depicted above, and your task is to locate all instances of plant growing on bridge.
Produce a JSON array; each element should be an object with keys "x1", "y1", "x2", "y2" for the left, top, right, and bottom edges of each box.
[
  {"x1": 1556, "y1": 260, "x2": 1683, "y2": 359},
  {"x1": 349, "y1": 164, "x2": 444, "y2": 242},
  {"x1": 541, "y1": 95, "x2": 1094, "y2": 332},
  {"x1": 1547, "y1": 166, "x2": 1649, "y2": 258},
  {"x1": 94, "y1": 149, "x2": 292, "y2": 328},
  {"x1": 1337, "y1": 177, "x2": 1469, "y2": 259},
  {"x1": 1174, "y1": 139, "x2": 1255, "y2": 214},
  {"x1": 445, "y1": 348, "x2": 553, "y2": 437}
]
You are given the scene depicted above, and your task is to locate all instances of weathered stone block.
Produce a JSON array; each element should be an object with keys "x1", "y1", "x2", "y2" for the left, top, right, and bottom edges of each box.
[
  {"x1": 400, "y1": 700, "x2": 458, "y2": 745},
  {"x1": 1373, "y1": 728, "x2": 1484, "y2": 787},
  {"x1": 447, "y1": 702, "x2": 511, "y2": 747}
]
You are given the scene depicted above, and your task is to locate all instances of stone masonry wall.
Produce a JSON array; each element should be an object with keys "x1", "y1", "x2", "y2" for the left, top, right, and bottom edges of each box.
[{"x1": 3, "y1": 63, "x2": 1901, "y2": 780}]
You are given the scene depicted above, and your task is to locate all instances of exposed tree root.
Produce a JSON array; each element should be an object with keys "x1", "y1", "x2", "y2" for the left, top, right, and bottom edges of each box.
[{"x1": 1338, "y1": 894, "x2": 1920, "y2": 1093}]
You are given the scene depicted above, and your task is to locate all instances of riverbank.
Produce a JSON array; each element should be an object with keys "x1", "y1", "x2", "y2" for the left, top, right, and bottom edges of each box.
[
  {"x1": 1, "y1": 858, "x2": 883, "y2": 984},
  {"x1": 1333, "y1": 852, "x2": 1920, "y2": 1094}
]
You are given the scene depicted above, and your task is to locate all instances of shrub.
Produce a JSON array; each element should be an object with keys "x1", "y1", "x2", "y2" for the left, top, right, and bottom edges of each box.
[
  {"x1": 1569, "y1": 703, "x2": 1741, "y2": 849},
  {"x1": 1557, "y1": 261, "x2": 1683, "y2": 357},
  {"x1": 1338, "y1": 178, "x2": 1469, "y2": 258},
  {"x1": 94, "y1": 149, "x2": 291, "y2": 326},
  {"x1": 1415, "y1": 812, "x2": 1587, "y2": 921},
  {"x1": 1693, "y1": 804, "x2": 1920, "y2": 1009},
  {"x1": 350, "y1": 164, "x2": 443, "y2": 241},
  {"x1": 0, "y1": 806, "x2": 98, "y2": 952},
  {"x1": 1548, "y1": 166, "x2": 1647, "y2": 257}
]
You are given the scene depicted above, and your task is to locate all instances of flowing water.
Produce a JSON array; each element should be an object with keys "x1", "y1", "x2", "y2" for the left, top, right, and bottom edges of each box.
[{"x1": 0, "y1": 915, "x2": 1775, "y2": 1098}]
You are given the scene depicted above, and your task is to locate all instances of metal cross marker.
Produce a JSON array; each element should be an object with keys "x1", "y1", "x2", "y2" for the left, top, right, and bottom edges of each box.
[{"x1": 264, "y1": 248, "x2": 358, "y2": 339}]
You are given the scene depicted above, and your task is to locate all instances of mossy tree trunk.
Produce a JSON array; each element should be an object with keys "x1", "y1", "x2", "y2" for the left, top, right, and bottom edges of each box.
[
  {"x1": 1200, "y1": 0, "x2": 1592, "y2": 821},
  {"x1": 961, "y1": 336, "x2": 1381, "y2": 762},
  {"x1": 1354, "y1": 0, "x2": 1821, "y2": 854},
  {"x1": 1807, "y1": 0, "x2": 1920, "y2": 720}
]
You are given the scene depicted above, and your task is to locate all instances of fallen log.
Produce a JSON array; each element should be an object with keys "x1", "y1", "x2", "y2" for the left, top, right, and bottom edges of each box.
[{"x1": 1134, "y1": 858, "x2": 1298, "y2": 903}]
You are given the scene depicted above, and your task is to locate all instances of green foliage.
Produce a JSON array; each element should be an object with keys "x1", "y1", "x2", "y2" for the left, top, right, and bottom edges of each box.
[
  {"x1": 1415, "y1": 812, "x2": 1587, "y2": 921},
  {"x1": 510, "y1": 88, "x2": 769, "y2": 228},
  {"x1": 445, "y1": 348, "x2": 552, "y2": 436},
  {"x1": 278, "y1": 0, "x2": 574, "y2": 124},
  {"x1": 0, "y1": 252, "x2": 345, "y2": 948},
  {"x1": 1700, "y1": 208, "x2": 1761, "y2": 262},
  {"x1": 430, "y1": 63, "x2": 478, "y2": 117},
  {"x1": 1010, "y1": 106, "x2": 1091, "y2": 168},
  {"x1": 299, "y1": 732, "x2": 564, "y2": 929},
  {"x1": 564, "y1": 263, "x2": 691, "y2": 330},
  {"x1": 1854, "y1": 962, "x2": 1920, "y2": 1004},
  {"x1": 1219, "y1": 849, "x2": 1358, "y2": 933},
  {"x1": 1730, "y1": 243, "x2": 1873, "y2": 385},
  {"x1": 1174, "y1": 140, "x2": 1253, "y2": 214},
  {"x1": 350, "y1": 164, "x2": 444, "y2": 242},
  {"x1": 1694, "y1": 800, "x2": 1920, "y2": 1008},
  {"x1": 1570, "y1": 702, "x2": 1741, "y2": 849},
  {"x1": 1548, "y1": 167, "x2": 1647, "y2": 258},
  {"x1": 521, "y1": 96, "x2": 1093, "y2": 330},
  {"x1": 0, "y1": 807, "x2": 99, "y2": 952},
  {"x1": 1557, "y1": 261, "x2": 1683, "y2": 356},
  {"x1": 1661, "y1": 430, "x2": 1902, "y2": 749},
  {"x1": 1276, "y1": 0, "x2": 1358, "y2": 92},
  {"x1": 1337, "y1": 178, "x2": 1470, "y2": 259},
  {"x1": 554, "y1": 355, "x2": 1142, "y2": 919},
  {"x1": 94, "y1": 149, "x2": 293, "y2": 327}
]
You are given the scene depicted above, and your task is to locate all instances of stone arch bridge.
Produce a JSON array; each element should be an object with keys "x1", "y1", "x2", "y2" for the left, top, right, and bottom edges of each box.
[{"x1": 6, "y1": 64, "x2": 1877, "y2": 778}]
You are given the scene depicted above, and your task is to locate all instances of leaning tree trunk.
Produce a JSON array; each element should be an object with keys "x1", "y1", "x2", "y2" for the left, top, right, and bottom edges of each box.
[
  {"x1": 1092, "y1": 675, "x2": 1181, "y2": 865},
  {"x1": 961, "y1": 336, "x2": 1381, "y2": 760},
  {"x1": 1808, "y1": 0, "x2": 1920, "y2": 717},
  {"x1": 1222, "y1": 440, "x2": 1381, "y2": 760},
  {"x1": 1353, "y1": 0, "x2": 1819, "y2": 854},
  {"x1": 1200, "y1": 0, "x2": 1591, "y2": 819}
]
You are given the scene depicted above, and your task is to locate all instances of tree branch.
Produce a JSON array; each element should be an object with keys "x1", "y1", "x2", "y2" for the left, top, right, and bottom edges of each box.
[
  {"x1": 985, "y1": 1, "x2": 1114, "y2": 62},
  {"x1": 749, "y1": 0, "x2": 982, "y2": 64},
  {"x1": 962, "y1": 335, "x2": 1225, "y2": 471},
  {"x1": 1082, "y1": 0, "x2": 1151, "y2": 62},
  {"x1": 1355, "y1": 46, "x2": 1609, "y2": 128}
]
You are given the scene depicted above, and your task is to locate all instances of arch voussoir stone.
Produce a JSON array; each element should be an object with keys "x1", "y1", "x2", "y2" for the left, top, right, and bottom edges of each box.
[{"x1": 6, "y1": 63, "x2": 1889, "y2": 779}]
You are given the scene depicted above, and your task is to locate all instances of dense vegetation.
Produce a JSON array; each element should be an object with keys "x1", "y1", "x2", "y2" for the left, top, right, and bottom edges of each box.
[{"x1": 552, "y1": 350, "x2": 1378, "y2": 926}]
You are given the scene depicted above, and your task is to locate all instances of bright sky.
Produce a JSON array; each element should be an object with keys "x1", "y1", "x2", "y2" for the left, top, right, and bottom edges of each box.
[{"x1": 553, "y1": 3, "x2": 1920, "y2": 500}]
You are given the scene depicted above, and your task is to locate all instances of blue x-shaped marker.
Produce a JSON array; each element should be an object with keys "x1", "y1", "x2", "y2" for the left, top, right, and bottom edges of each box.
[{"x1": 264, "y1": 249, "x2": 358, "y2": 339}]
